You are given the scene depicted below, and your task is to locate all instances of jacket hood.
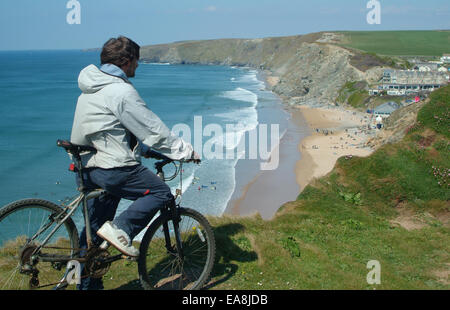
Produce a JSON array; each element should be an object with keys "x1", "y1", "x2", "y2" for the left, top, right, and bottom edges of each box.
[{"x1": 78, "y1": 64, "x2": 126, "y2": 94}]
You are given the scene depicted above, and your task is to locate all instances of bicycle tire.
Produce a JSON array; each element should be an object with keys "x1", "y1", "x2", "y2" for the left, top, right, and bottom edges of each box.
[
  {"x1": 0, "y1": 199, "x2": 80, "y2": 290},
  {"x1": 138, "y1": 207, "x2": 215, "y2": 290}
]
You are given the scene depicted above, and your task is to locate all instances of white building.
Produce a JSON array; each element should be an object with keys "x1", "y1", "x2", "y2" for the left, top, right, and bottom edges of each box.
[
  {"x1": 441, "y1": 54, "x2": 450, "y2": 64},
  {"x1": 414, "y1": 63, "x2": 438, "y2": 72},
  {"x1": 380, "y1": 69, "x2": 448, "y2": 95}
]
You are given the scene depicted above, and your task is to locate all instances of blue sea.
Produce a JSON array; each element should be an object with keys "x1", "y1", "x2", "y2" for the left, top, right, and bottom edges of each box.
[{"x1": 0, "y1": 50, "x2": 290, "y2": 234}]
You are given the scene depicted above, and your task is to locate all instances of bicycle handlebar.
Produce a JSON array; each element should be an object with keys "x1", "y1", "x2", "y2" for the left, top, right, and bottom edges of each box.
[
  {"x1": 146, "y1": 149, "x2": 201, "y2": 165},
  {"x1": 147, "y1": 149, "x2": 200, "y2": 182}
]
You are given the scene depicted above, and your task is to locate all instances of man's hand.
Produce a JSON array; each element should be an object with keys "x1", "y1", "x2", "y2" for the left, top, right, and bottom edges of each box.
[
  {"x1": 188, "y1": 151, "x2": 201, "y2": 164},
  {"x1": 142, "y1": 152, "x2": 151, "y2": 159}
]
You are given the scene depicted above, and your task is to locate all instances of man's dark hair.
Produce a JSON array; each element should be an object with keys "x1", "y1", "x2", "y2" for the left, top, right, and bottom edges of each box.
[{"x1": 100, "y1": 36, "x2": 140, "y2": 67}]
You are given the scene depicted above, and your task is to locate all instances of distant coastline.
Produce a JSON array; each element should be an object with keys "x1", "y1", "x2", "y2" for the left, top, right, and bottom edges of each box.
[
  {"x1": 137, "y1": 31, "x2": 382, "y2": 218},
  {"x1": 133, "y1": 30, "x2": 449, "y2": 218}
]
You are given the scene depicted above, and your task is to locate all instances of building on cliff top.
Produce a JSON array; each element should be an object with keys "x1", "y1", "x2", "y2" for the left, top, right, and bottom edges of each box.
[
  {"x1": 378, "y1": 69, "x2": 448, "y2": 96},
  {"x1": 441, "y1": 54, "x2": 450, "y2": 64}
]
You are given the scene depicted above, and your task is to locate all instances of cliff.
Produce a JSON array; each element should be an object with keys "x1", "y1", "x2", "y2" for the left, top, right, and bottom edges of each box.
[{"x1": 140, "y1": 32, "x2": 387, "y2": 107}]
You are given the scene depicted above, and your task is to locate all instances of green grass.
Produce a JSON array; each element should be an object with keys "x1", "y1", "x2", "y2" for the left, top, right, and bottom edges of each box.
[
  {"x1": 338, "y1": 31, "x2": 450, "y2": 56},
  {"x1": 97, "y1": 85, "x2": 450, "y2": 290},
  {"x1": 2, "y1": 87, "x2": 448, "y2": 290},
  {"x1": 337, "y1": 81, "x2": 370, "y2": 109},
  {"x1": 100, "y1": 86, "x2": 450, "y2": 290},
  {"x1": 417, "y1": 87, "x2": 450, "y2": 138},
  {"x1": 347, "y1": 91, "x2": 370, "y2": 109},
  {"x1": 209, "y1": 86, "x2": 450, "y2": 290}
]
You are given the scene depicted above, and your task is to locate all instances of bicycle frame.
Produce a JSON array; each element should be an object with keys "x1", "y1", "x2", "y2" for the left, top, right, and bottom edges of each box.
[
  {"x1": 31, "y1": 188, "x2": 106, "y2": 260},
  {"x1": 31, "y1": 151, "x2": 186, "y2": 268},
  {"x1": 0, "y1": 141, "x2": 213, "y2": 289}
]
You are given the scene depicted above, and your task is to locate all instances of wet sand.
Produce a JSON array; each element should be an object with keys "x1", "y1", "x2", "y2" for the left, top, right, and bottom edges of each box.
[
  {"x1": 224, "y1": 106, "x2": 308, "y2": 220},
  {"x1": 223, "y1": 76, "x2": 377, "y2": 221}
]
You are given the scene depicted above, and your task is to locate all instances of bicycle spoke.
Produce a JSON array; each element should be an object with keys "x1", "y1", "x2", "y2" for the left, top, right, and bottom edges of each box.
[
  {"x1": 139, "y1": 208, "x2": 215, "y2": 290},
  {"x1": 2, "y1": 263, "x2": 19, "y2": 290},
  {"x1": 0, "y1": 200, "x2": 79, "y2": 290}
]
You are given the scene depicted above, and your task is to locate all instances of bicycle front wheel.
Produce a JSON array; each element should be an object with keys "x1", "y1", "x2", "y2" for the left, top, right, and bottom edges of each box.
[
  {"x1": 138, "y1": 207, "x2": 215, "y2": 290},
  {"x1": 0, "y1": 199, "x2": 79, "y2": 290}
]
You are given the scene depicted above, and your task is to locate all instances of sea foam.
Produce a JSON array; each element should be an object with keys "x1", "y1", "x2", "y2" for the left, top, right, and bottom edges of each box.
[{"x1": 212, "y1": 87, "x2": 259, "y2": 154}]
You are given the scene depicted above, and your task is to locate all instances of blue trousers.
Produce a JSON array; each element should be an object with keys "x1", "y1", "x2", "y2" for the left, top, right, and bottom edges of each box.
[{"x1": 75, "y1": 164, "x2": 174, "y2": 290}]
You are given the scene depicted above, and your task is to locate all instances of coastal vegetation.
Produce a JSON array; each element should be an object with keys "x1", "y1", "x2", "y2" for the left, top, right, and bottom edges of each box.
[
  {"x1": 140, "y1": 30, "x2": 448, "y2": 110},
  {"x1": 3, "y1": 31, "x2": 447, "y2": 290},
  {"x1": 102, "y1": 31, "x2": 450, "y2": 290},
  {"x1": 338, "y1": 30, "x2": 450, "y2": 57},
  {"x1": 99, "y1": 85, "x2": 449, "y2": 290},
  {"x1": 337, "y1": 81, "x2": 370, "y2": 109},
  {"x1": 348, "y1": 51, "x2": 412, "y2": 71}
]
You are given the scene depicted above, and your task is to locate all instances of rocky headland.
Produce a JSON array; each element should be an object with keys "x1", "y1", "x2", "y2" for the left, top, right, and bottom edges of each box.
[
  {"x1": 140, "y1": 32, "x2": 388, "y2": 108},
  {"x1": 140, "y1": 31, "x2": 429, "y2": 218}
]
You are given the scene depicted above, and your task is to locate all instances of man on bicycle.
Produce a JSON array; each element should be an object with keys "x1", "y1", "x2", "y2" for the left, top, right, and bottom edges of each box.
[{"x1": 70, "y1": 36, "x2": 199, "y2": 290}]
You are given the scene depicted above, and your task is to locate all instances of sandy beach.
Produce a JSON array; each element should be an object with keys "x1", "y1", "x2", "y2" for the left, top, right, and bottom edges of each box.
[
  {"x1": 224, "y1": 105, "x2": 308, "y2": 219},
  {"x1": 224, "y1": 76, "x2": 378, "y2": 220},
  {"x1": 295, "y1": 106, "x2": 376, "y2": 191}
]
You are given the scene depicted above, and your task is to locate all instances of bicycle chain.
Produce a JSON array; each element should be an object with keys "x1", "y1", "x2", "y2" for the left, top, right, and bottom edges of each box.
[
  {"x1": 33, "y1": 273, "x2": 91, "y2": 289},
  {"x1": 31, "y1": 247, "x2": 111, "y2": 289}
]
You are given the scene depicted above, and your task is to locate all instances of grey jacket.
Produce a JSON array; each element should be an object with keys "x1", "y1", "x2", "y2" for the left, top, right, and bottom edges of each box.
[{"x1": 70, "y1": 64, "x2": 193, "y2": 168}]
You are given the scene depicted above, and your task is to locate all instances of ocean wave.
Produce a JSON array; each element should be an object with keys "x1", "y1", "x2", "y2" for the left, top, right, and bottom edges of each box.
[
  {"x1": 212, "y1": 87, "x2": 259, "y2": 154},
  {"x1": 219, "y1": 87, "x2": 258, "y2": 106},
  {"x1": 205, "y1": 129, "x2": 248, "y2": 154},
  {"x1": 232, "y1": 70, "x2": 264, "y2": 88}
]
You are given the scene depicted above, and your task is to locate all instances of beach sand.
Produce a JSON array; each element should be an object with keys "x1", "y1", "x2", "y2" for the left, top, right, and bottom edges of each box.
[
  {"x1": 224, "y1": 106, "x2": 308, "y2": 220},
  {"x1": 295, "y1": 106, "x2": 375, "y2": 191},
  {"x1": 224, "y1": 101, "x2": 377, "y2": 220}
]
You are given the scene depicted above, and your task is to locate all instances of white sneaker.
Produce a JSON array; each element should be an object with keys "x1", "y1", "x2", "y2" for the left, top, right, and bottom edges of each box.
[{"x1": 97, "y1": 221, "x2": 139, "y2": 257}]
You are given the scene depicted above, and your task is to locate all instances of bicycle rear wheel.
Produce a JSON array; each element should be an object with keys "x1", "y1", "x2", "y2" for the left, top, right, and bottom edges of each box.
[
  {"x1": 138, "y1": 207, "x2": 215, "y2": 290},
  {"x1": 0, "y1": 199, "x2": 79, "y2": 290}
]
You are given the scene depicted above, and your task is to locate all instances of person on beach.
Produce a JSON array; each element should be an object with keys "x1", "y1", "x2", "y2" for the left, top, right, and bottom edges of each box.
[
  {"x1": 70, "y1": 36, "x2": 199, "y2": 290},
  {"x1": 376, "y1": 115, "x2": 383, "y2": 129}
]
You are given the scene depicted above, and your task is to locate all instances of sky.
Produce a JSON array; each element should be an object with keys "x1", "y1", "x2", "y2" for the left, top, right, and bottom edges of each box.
[{"x1": 0, "y1": 0, "x2": 449, "y2": 51}]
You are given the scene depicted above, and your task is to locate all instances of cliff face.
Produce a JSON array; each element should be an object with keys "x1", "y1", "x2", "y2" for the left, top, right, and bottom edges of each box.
[
  {"x1": 140, "y1": 32, "x2": 381, "y2": 107},
  {"x1": 270, "y1": 42, "x2": 363, "y2": 107}
]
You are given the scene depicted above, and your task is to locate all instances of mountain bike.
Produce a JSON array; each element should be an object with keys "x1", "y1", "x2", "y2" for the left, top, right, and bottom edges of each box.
[{"x1": 0, "y1": 140, "x2": 215, "y2": 290}]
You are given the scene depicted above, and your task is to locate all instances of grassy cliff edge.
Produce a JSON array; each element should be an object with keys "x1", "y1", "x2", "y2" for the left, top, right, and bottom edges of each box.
[
  {"x1": 133, "y1": 31, "x2": 449, "y2": 290},
  {"x1": 103, "y1": 80, "x2": 449, "y2": 291}
]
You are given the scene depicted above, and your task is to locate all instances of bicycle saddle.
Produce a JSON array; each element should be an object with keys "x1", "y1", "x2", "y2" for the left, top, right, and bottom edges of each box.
[{"x1": 57, "y1": 140, "x2": 97, "y2": 156}]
